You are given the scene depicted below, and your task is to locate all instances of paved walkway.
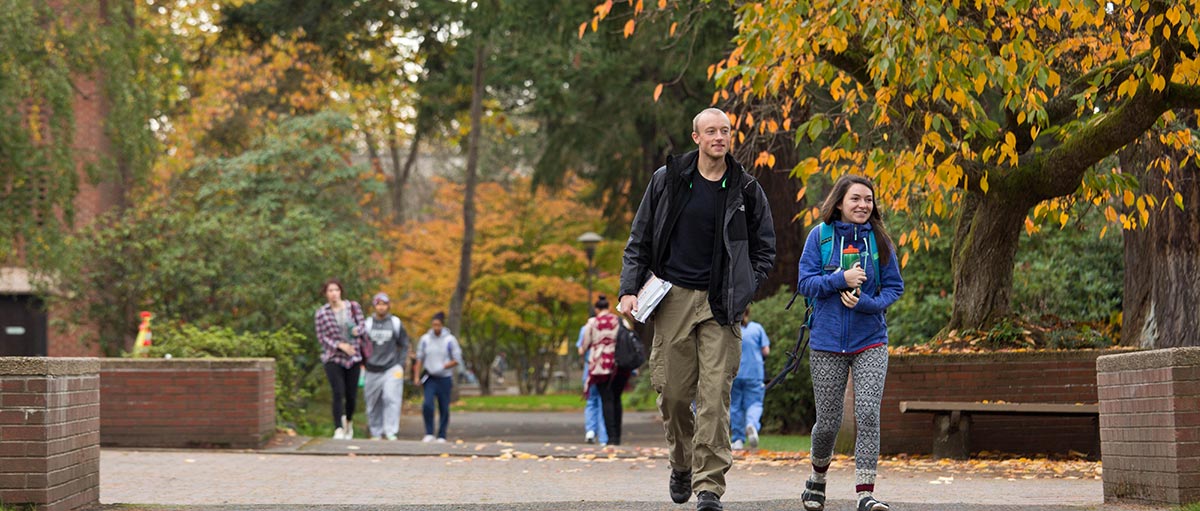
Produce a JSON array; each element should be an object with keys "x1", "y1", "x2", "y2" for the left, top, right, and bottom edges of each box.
[{"x1": 97, "y1": 411, "x2": 1170, "y2": 511}]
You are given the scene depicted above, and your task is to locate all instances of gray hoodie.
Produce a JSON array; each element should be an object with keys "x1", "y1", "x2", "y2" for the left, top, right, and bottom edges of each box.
[
  {"x1": 416, "y1": 328, "x2": 463, "y2": 378},
  {"x1": 363, "y1": 314, "x2": 409, "y2": 372}
]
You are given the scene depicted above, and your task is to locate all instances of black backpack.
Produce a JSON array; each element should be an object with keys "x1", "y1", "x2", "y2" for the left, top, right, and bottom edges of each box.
[{"x1": 614, "y1": 320, "x2": 646, "y2": 370}]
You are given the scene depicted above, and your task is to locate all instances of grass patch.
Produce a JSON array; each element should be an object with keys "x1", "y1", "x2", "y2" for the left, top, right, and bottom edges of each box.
[
  {"x1": 1177, "y1": 504, "x2": 1200, "y2": 511},
  {"x1": 454, "y1": 393, "x2": 588, "y2": 412},
  {"x1": 757, "y1": 434, "x2": 812, "y2": 453}
]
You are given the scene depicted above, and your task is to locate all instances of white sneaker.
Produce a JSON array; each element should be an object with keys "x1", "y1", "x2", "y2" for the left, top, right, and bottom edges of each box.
[
  {"x1": 436, "y1": 437, "x2": 447, "y2": 443},
  {"x1": 731, "y1": 439, "x2": 744, "y2": 450},
  {"x1": 370, "y1": 436, "x2": 382, "y2": 441},
  {"x1": 333, "y1": 427, "x2": 345, "y2": 440},
  {"x1": 421, "y1": 434, "x2": 435, "y2": 443},
  {"x1": 585, "y1": 430, "x2": 596, "y2": 444},
  {"x1": 386, "y1": 434, "x2": 398, "y2": 441},
  {"x1": 746, "y1": 424, "x2": 759, "y2": 449},
  {"x1": 345, "y1": 421, "x2": 354, "y2": 440}
]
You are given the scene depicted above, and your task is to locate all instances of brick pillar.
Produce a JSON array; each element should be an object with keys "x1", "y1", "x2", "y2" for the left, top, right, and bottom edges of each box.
[
  {"x1": 1097, "y1": 348, "x2": 1200, "y2": 506},
  {"x1": 0, "y1": 357, "x2": 100, "y2": 511}
]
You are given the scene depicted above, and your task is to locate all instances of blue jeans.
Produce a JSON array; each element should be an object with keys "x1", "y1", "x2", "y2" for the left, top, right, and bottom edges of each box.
[
  {"x1": 730, "y1": 378, "x2": 765, "y2": 442},
  {"x1": 422, "y1": 375, "x2": 453, "y2": 439},
  {"x1": 585, "y1": 384, "x2": 608, "y2": 444}
]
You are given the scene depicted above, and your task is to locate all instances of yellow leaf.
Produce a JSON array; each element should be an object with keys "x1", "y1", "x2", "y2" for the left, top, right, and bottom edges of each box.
[
  {"x1": 980, "y1": 173, "x2": 989, "y2": 193},
  {"x1": 578, "y1": 22, "x2": 587, "y2": 39},
  {"x1": 670, "y1": 22, "x2": 677, "y2": 37},
  {"x1": 623, "y1": 19, "x2": 635, "y2": 38},
  {"x1": 658, "y1": 0, "x2": 667, "y2": 8},
  {"x1": 1123, "y1": 189, "x2": 1135, "y2": 207},
  {"x1": 1059, "y1": 212, "x2": 1069, "y2": 228},
  {"x1": 901, "y1": 252, "x2": 910, "y2": 268},
  {"x1": 653, "y1": 83, "x2": 664, "y2": 102},
  {"x1": 1175, "y1": 192, "x2": 1185, "y2": 210},
  {"x1": 974, "y1": 74, "x2": 987, "y2": 94},
  {"x1": 1151, "y1": 74, "x2": 1166, "y2": 92}
]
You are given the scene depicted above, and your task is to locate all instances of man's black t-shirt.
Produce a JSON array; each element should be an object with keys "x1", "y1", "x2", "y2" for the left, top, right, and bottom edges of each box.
[{"x1": 662, "y1": 173, "x2": 725, "y2": 290}]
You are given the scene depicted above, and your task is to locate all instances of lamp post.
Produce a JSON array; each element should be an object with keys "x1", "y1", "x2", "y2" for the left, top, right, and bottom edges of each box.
[{"x1": 577, "y1": 231, "x2": 602, "y2": 316}]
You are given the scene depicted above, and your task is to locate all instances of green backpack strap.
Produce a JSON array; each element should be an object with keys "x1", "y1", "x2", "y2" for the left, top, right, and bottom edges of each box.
[
  {"x1": 866, "y1": 230, "x2": 881, "y2": 292},
  {"x1": 818, "y1": 222, "x2": 835, "y2": 270}
]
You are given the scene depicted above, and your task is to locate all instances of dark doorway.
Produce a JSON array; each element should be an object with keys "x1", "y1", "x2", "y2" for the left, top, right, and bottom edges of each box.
[{"x1": 0, "y1": 294, "x2": 48, "y2": 356}]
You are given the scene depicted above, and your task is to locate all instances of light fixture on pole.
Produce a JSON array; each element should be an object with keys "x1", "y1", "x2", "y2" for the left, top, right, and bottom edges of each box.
[{"x1": 577, "y1": 231, "x2": 602, "y2": 316}]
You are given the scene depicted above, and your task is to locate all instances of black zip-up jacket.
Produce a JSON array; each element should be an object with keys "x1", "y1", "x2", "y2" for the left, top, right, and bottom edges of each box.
[{"x1": 619, "y1": 150, "x2": 776, "y2": 325}]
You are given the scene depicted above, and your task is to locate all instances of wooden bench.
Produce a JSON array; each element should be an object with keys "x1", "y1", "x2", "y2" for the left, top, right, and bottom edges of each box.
[{"x1": 899, "y1": 401, "x2": 1100, "y2": 460}]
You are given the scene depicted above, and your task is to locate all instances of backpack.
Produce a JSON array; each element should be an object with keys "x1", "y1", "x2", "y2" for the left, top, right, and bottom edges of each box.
[
  {"x1": 816, "y1": 222, "x2": 879, "y2": 289},
  {"x1": 784, "y1": 222, "x2": 883, "y2": 320},
  {"x1": 614, "y1": 320, "x2": 646, "y2": 370},
  {"x1": 364, "y1": 315, "x2": 403, "y2": 340}
]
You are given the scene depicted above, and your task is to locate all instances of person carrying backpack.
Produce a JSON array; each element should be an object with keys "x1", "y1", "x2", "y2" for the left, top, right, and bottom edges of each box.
[
  {"x1": 413, "y1": 311, "x2": 463, "y2": 443},
  {"x1": 362, "y1": 292, "x2": 409, "y2": 440},
  {"x1": 797, "y1": 175, "x2": 904, "y2": 511},
  {"x1": 579, "y1": 295, "x2": 633, "y2": 446}
]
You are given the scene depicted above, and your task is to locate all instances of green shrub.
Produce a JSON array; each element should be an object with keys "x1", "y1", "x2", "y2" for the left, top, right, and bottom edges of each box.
[
  {"x1": 881, "y1": 211, "x2": 954, "y2": 346},
  {"x1": 1012, "y1": 211, "x2": 1123, "y2": 342},
  {"x1": 142, "y1": 323, "x2": 316, "y2": 430},
  {"x1": 751, "y1": 289, "x2": 816, "y2": 434}
]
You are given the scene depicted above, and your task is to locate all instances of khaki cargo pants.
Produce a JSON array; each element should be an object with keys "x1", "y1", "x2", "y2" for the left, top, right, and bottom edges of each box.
[{"x1": 649, "y1": 286, "x2": 741, "y2": 497}]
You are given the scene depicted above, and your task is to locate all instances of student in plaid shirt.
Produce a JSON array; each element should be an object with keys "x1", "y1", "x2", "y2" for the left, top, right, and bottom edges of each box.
[{"x1": 314, "y1": 278, "x2": 370, "y2": 440}]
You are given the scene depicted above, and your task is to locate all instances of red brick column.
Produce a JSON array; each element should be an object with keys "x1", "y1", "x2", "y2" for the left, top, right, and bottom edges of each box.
[
  {"x1": 1098, "y1": 348, "x2": 1200, "y2": 505},
  {"x1": 0, "y1": 357, "x2": 100, "y2": 511},
  {"x1": 100, "y1": 359, "x2": 275, "y2": 448}
]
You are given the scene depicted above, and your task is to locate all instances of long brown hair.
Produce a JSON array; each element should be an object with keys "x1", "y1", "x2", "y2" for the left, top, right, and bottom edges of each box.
[{"x1": 818, "y1": 175, "x2": 895, "y2": 265}]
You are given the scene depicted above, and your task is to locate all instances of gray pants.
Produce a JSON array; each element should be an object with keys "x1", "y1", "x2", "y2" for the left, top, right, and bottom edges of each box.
[
  {"x1": 809, "y1": 345, "x2": 889, "y2": 488},
  {"x1": 364, "y1": 364, "x2": 405, "y2": 438}
]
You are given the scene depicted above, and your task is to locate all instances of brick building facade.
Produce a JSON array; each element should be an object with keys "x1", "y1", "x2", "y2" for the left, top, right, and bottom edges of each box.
[{"x1": 1, "y1": 1, "x2": 123, "y2": 358}]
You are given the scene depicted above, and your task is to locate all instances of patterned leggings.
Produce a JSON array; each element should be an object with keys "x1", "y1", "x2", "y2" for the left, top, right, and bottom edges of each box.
[{"x1": 809, "y1": 345, "x2": 889, "y2": 488}]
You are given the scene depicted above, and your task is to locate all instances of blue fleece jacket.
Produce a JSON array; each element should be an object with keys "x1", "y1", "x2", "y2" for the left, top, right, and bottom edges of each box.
[{"x1": 796, "y1": 220, "x2": 904, "y2": 354}]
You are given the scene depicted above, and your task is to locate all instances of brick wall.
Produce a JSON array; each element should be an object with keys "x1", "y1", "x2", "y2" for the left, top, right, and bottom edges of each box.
[
  {"x1": 100, "y1": 359, "x2": 275, "y2": 448},
  {"x1": 1098, "y1": 348, "x2": 1200, "y2": 505},
  {"x1": 881, "y1": 350, "x2": 1111, "y2": 456},
  {"x1": 0, "y1": 357, "x2": 100, "y2": 511}
]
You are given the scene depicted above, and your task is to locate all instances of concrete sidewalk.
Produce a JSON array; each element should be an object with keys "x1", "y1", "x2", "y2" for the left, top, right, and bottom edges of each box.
[
  {"x1": 98, "y1": 449, "x2": 1166, "y2": 510},
  {"x1": 96, "y1": 411, "x2": 1171, "y2": 511}
]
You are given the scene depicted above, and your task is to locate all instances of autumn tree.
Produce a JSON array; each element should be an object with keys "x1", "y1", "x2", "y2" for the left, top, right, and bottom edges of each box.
[
  {"x1": 386, "y1": 175, "x2": 618, "y2": 395},
  {"x1": 591, "y1": 0, "x2": 1200, "y2": 331}
]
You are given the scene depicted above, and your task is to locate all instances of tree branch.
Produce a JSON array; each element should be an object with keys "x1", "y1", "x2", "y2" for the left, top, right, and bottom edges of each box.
[
  {"x1": 1044, "y1": 52, "x2": 1148, "y2": 128},
  {"x1": 1167, "y1": 83, "x2": 1200, "y2": 110}
]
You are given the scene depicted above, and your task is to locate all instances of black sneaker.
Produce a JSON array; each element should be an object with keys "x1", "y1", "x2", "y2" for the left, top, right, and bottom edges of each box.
[
  {"x1": 669, "y1": 469, "x2": 692, "y2": 504},
  {"x1": 696, "y1": 490, "x2": 723, "y2": 511}
]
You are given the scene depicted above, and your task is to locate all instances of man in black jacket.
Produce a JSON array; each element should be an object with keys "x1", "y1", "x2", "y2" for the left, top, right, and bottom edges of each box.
[{"x1": 619, "y1": 108, "x2": 775, "y2": 511}]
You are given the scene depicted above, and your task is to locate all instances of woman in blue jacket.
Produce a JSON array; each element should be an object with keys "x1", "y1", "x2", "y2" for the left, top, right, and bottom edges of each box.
[{"x1": 797, "y1": 175, "x2": 904, "y2": 511}]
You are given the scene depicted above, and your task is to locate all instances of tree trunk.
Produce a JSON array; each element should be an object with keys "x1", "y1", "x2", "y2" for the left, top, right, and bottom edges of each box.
[
  {"x1": 1119, "y1": 139, "x2": 1200, "y2": 348},
  {"x1": 448, "y1": 42, "x2": 486, "y2": 337},
  {"x1": 363, "y1": 129, "x2": 384, "y2": 175},
  {"x1": 947, "y1": 190, "x2": 1035, "y2": 330},
  {"x1": 390, "y1": 123, "x2": 422, "y2": 224},
  {"x1": 753, "y1": 145, "x2": 806, "y2": 299}
]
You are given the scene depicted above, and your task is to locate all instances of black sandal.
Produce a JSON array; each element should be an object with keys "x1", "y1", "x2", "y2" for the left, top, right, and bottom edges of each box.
[
  {"x1": 857, "y1": 495, "x2": 890, "y2": 511},
  {"x1": 801, "y1": 479, "x2": 825, "y2": 511}
]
